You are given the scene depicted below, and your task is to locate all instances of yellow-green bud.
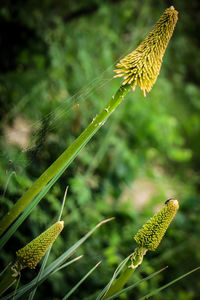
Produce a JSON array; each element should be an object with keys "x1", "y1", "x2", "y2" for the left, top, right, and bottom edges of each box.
[
  {"x1": 114, "y1": 6, "x2": 178, "y2": 96},
  {"x1": 16, "y1": 221, "x2": 64, "y2": 269},
  {"x1": 134, "y1": 200, "x2": 179, "y2": 251}
]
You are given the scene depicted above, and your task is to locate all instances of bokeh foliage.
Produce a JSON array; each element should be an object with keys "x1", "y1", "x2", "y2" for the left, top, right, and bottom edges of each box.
[{"x1": 0, "y1": 0, "x2": 200, "y2": 299}]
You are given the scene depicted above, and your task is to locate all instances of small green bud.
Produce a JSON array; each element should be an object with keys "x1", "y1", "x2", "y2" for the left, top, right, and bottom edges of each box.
[
  {"x1": 114, "y1": 6, "x2": 178, "y2": 96},
  {"x1": 16, "y1": 221, "x2": 64, "y2": 269},
  {"x1": 134, "y1": 200, "x2": 179, "y2": 251}
]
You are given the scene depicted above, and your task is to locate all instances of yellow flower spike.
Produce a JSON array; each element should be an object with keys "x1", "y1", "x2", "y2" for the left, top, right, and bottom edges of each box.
[
  {"x1": 114, "y1": 6, "x2": 178, "y2": 96},
  {"x1": 134, "y1": 199, "x2": 179, "y2": 251},
  {"x1": 16, "y1": 221, "x2": 64, "y2": 269}
]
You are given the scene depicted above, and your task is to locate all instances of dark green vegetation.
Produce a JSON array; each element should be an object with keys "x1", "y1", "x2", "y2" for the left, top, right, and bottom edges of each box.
[{"x1": 0, "y1": 0, "x2": 200, "y2": 299}]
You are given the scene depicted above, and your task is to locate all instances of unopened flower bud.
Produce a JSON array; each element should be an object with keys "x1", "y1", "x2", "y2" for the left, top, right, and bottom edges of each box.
[
  {"x1": 134, "y1": 200, "x2": 179, "y2": 251},
  {"x1": 16, "y1": 221, "x2": 64, "y2": 269}
]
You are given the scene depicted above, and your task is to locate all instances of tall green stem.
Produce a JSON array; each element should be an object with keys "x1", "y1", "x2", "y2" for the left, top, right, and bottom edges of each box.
[
  {"x1": 0, "y1": 84, "x2": 131, "y2": 237},
  {"x1": 102, "y1": 247, "x2": 147, "y2": 299}
]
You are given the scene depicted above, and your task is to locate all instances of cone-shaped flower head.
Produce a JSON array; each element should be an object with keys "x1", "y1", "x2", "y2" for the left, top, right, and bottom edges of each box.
[
  {"x1": 114, "y1": 6, "x2": 178, "y2": 96},
  {"x1": 16, "y1": 221, "x2": 64, "y2": 269},
  {"x1": 134, "y1": 199, "x2": 179, "y2": 251}
]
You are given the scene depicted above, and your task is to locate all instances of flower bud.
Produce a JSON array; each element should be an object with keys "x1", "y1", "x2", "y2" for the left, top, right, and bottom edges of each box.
[
  {"x1": 134, "y1": 200, "x2": 179, "y2": 251},
  {"x1": 16, "y1": 221, "x2": 64, "y2": 269}
]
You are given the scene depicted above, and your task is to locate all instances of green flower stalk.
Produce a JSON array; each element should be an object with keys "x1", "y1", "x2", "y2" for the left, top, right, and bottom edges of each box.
[
  {"x1": 0, "y1": 7, "x2": 178, "y2": 243},
  {"x1": 103, "y1": 199, "x2": 179, "y2": 299},
  {"x1": 114, "y1": 6, "x2": 178, "y2": 96},
  {"x1": 16, "y1": 221, "x2": 64, "y2": 269}
]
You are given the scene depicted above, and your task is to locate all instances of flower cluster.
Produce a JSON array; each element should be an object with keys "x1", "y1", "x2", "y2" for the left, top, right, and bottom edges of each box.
[
  {"x1": 114, "y1": 6, "x2": 178, "y2": 96},
  {"x1": 16, "y1": 221, "x2": 64, "y2": 269},
  {"x1": 134, "y1": 199, "x2": 179, "y2": 251}
]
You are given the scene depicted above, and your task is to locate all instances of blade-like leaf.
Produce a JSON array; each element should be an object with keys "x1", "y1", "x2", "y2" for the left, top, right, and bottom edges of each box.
[
  {"x1": 139, "y1": 266, "x2": 200, "y2": 300},
  {"x1": 53, "y1": 256, "x2": 83, "y2": 274},
  {"x1": 0, "y1": 165, "x2": 67, "y2": 250},
  {"x1": 103, "y1": 266, "x2": 168, "y2": 300},
  {"x1": 2, "y1": 218, "x2": 113, "y2": 300},
  {"x1": 62, "y1": 261, "x2": 101, "y2": 300},
  {"x1": 1, "y1": 257, "x2": 77, "y2": 300},
  {"x1": 28, "y1": 186, "x2": 69, "y2": 300},
  {"x1": 96, "y1": 255, "x2": 131, "y2": 300}
]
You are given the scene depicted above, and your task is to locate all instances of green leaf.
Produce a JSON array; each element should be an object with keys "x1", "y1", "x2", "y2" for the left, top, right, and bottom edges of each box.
[
  {"x1": 96, "y1": 255, "x2": 131, "y2": 300},
  {"x1": 1, "y1": 218, "x2": 113, "y2": 300},
  {"x1": 139, "y1": 266, "x2": 200, "y2": 300},
  {"x1": 102, "y1": 266, "x2": 168, "y2": 300},
  {"x1": 62, "y1": 261, "x2": 101, "y2": 300},
  {"x1": 0, "y1": 166, "x2": 67, "y2": 250},
  {"x1": 28, "y1": 186, "x2": 69, "y2": 300}
]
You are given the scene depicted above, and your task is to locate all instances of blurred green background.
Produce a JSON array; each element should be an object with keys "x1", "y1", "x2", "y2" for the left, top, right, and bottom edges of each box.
[{"x1": 0, "y1": 0, "x2": 200, "y2": 299}]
